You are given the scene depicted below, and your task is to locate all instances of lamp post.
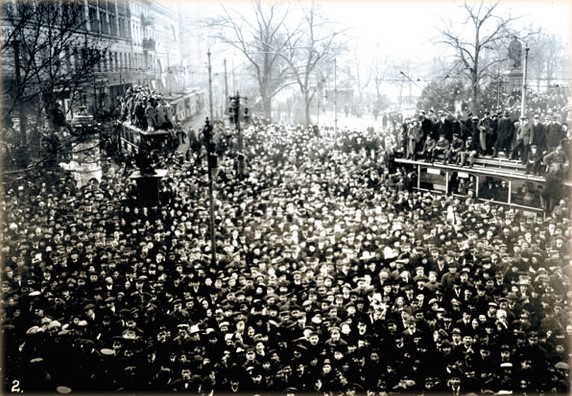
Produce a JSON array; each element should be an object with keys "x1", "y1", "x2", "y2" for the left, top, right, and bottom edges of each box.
[
  {"x1": 521, "y1": 44, "x2": 530, "y2": 118},
  {"x1": 224, "y1": 59, "x2": 229, "y2": 113},
  {"x1": 228, "y1": 91, "x2": 250, "y2": 179},
  {"x1": 202, "y1": 117, "x2": 217, "y2": 268},
  {"x1": 496, "y1": 73, "x2": 502, "y2": 109},
  {"x1": 207, "y1": 49, "x2": 214, "y2": 120},
  {"x1": 334, "y1": 58, "x2": 338, "y2": 141}
]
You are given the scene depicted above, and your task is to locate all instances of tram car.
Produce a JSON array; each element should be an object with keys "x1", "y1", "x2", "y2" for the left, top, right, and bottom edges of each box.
[
  {"x1": 117, "y1": 88, "x2": 204, "y2": 155},
  {"x1": 394, "y1": 154, "x2": 571, "y2": 217},
  {"x1": 118, "y1": 122, "x2": 175, "y2": 154}
]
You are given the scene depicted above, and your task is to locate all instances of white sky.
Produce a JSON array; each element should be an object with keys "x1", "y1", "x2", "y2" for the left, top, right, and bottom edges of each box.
[
  {"x1": 182, "y1": 0, "x2": 572, "y2": 64},
  {"x1": 322, "y1": 0, "x2": 572, "y2": 58}
]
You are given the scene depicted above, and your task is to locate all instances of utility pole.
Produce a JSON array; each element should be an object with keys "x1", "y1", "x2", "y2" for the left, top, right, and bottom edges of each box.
[
  {"x1": 228, "y1": 92, "x2": 250, "y2": 179},
  {"x1": 232, "y1": 58, "x2": 236, "y2": 93},
  {"x1": 207, "y1": 49, "x2": 214, "y2": 120},
  {"x1": 496, "y1": 74, "x2": 501, "y2": 108},
  {"x1": 202, "y1": 117, "x2": 217, "y2": 268},
  {"x1": 317, "y1": 87, "x2": 320, "y2": 125},
  {"x1": 224, "y1": 59, "x2": 229, "y2": 113},
  {"x1": 334, "y1": 58, "x2": 338, "y2": 141},
  {"x1": 521, "y1": 45, "x2": 530, "y2": 118}
]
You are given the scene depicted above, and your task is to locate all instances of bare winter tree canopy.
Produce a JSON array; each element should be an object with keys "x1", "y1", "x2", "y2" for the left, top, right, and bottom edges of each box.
[
  {"x1": 203, "y1": 0, "x2": 344, "y2": 126},
  {"x1": 2, "y1": 0, "x2": 108, "y2": 133},
  {"x1": 437, "y1": 0, "x2": 519, "y2": 112},
  {"x1": 278, "y1": 2, "x2": 345, "y2": 127},
  {"x1": 205, "y1": 0, "x2": 294, "y2": 123}
]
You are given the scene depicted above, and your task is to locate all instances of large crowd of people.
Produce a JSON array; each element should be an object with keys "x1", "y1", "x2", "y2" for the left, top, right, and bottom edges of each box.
[
  {"x1": 390, "y1": 108, "x2": 569, "y2": 172},
  {"x1": 119, "y1": 85, "x2": 175, "y2": 131},
  {"x1": 2, "y1": 111, "x2": 571, "y2": 395}
]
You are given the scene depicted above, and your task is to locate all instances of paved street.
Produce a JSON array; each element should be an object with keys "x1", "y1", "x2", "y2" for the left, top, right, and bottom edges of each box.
[{"x1": 175, "y1": 110, "x2": 209, "y2": 154}]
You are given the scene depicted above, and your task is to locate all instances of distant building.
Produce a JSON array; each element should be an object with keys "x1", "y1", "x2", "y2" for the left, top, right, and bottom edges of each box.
[{"x1": 1, "y1": 0, "x2": 195, "y2": 127}]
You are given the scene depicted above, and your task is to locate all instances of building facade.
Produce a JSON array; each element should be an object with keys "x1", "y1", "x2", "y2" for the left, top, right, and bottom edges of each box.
[{"x1": 1, "y1": 0, "x2": 194, "y2": 129}]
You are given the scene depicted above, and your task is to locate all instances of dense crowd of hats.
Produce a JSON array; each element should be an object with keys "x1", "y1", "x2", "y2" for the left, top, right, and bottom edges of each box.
[
  {"x1": 505, "y1": 90, "x2": 570, "y2": 121},
  {"x1": 1, "y1": 118, "x2": 571, "y2": 395}
]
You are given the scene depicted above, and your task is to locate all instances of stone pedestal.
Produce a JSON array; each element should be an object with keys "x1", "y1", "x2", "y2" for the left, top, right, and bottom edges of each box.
[
  {"x1": 129, "y1": 169, "x2": 167, "y2": 207},
  {"x1": 503, "y1": 68, "x2": 523, "y2": 93},
  {"x1": 60, "y1": 137, "x2": 102, "y2": 188}
]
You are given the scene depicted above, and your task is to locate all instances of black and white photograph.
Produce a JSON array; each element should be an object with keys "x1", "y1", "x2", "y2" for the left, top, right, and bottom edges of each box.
[{"x1": 1, "y1": 0, "x2": 571, "y2": 394}]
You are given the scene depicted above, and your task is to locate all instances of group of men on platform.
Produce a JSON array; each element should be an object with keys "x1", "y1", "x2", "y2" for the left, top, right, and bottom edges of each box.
[{"x1": 402, "y1": 109, "x2": 568, "y2": 174}]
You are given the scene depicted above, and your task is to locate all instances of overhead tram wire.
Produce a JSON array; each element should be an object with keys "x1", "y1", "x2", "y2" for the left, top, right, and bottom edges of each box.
[{"x1": 400, "y1": 71, "x2": 464, "y2": 118}]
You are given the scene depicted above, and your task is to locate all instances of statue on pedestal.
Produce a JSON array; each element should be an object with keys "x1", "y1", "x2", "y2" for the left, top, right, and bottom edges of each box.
[{"x1": 508, "y1": 37, "x2": 522, "y2": 69}]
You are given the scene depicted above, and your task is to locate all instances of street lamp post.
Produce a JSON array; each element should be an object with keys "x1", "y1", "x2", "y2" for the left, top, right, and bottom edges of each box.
[
  {"x1": 496, "y1": 74, "x2": 502, "y2": 109},
  {"x1": 317, "y1": 87, "x2": 320, "y2": 125},
  {"x1": 202, "y1": 117, "x2": 217, "y2": 268},
  {"x1": 207, "y1": 49, "x2": 214, "y2": 120},
  {"x1": 224, "y1": 59, "x2": 229, "y2": 113},
  {"x1": 317, "y1": 76, "x2": 324, "y2": 125},
  {"x1": 521, "y1": 45, "x2": 530, "y2": 118},
  {"x1": 334, "y1": 58, "x2": 338, "y2": 141},
  {"x1": 228, "y1": 91, "x2": 250, "y2": 179}
]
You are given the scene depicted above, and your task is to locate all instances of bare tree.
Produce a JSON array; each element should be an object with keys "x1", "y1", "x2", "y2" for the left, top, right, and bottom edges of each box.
[
  {"x1": 2, "y1": 0, "x2": 107, "y2": 164},
  {"x1": 526, "y1": 31, "x2": 569, "y2": 91},
  {"x1": 206, "y1": 0, "x2": 293, "y2": 123},
  {"x1": 369, "y1": 44, "x2": 390, "y2": 108},
  {"x1": 279, "y1": 1, "x2": 344, "y2": 127},
  {"x1": 437, "y1": 0, "x2": 518, "y2": 112},
  {"x1": 341, "y1": 47, "x2": 371, "y2": 113}
]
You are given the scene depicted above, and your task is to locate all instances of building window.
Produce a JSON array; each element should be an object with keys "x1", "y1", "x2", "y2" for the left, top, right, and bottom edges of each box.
[
  {"x1": 89, "y1": 7, "x2": 98, "y2": 33},
  {"x1": 118, "y1": 16, "x2": 124, "y2": 37},
  {"x1": 109, "y1": 13, "x2": 117, "y2": 36},
  {"x1": 72, "y1": 47, "x2": 78, "y2": 71},
  {"x1": 100, "y1": 10, "x2": 108, "y2": 35},
  {"x1": 64, "y1": 46, "x2": 71, "y2": 73},
  {"x1": 101, "y1": 51, "x2": 107, "y2": 72}
]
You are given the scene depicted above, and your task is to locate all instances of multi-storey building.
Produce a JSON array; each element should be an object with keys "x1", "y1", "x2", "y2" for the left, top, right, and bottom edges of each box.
[{"x1": 1, "y1": 0, "x2": 200, "y2": 131}]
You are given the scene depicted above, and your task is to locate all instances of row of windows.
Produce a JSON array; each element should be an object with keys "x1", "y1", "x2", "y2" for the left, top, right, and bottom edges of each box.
[
  {"x1": 57, "y1": 47, "x2": 160, "y2": 76},
  {"x1": 88, "y1": 6, "x2": 130, "y2": 38},
  {"x1": 3, "y1": 1, "x2": 177, "y2": 45},
  {"x1": 2, "y1": 1, "x2": 131, "y2": 39},
  {"x1": 131, "y1": 18, "x2": 178, "y2": 47}
]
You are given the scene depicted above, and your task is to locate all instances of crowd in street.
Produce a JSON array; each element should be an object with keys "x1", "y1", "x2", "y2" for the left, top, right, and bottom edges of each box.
[{"x1": 2, "y1": 114, "x2": 571, "y2": 395}]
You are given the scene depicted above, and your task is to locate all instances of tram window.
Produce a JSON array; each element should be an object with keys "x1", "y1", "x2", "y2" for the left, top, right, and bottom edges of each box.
[
  {"x1": 420, "y1": 168, "x2": 446, "y2": 192},
  {"x1": 478, "y1": 176, "x2": 509, "y2": 203},
  {"x1": 448, "y1": 172, "x2": 475, "y2": 196},
  {"x1": 511, "y1": 180, "x2": 542, "y2": 208}
]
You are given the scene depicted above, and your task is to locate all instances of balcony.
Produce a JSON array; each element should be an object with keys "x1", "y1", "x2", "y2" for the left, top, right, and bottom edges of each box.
[
  {"x1": 142, "y1": 38, "x2": 155, "y2": 52},
  {"x1": 141, "y1": 14, "x2": 155, "y2": 26}
]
